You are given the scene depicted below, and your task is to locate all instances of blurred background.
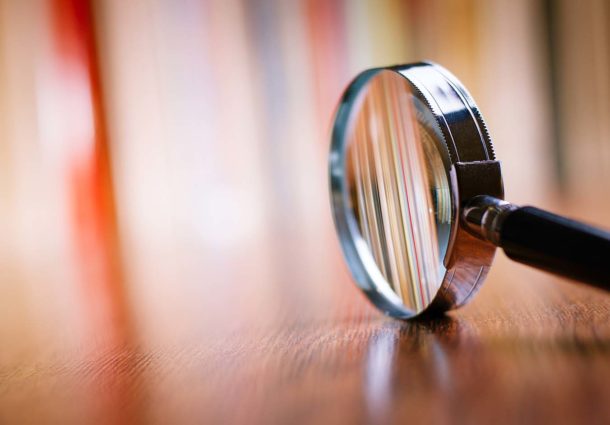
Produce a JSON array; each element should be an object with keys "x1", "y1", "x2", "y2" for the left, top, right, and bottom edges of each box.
[{"x1": 0, "y1": 0, "x2": 609, "y2": 412}]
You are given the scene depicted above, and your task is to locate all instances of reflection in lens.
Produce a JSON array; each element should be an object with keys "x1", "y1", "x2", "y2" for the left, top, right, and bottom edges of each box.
[{"x1": 346, "y1": 70, "x2": 452, "y2": 313}]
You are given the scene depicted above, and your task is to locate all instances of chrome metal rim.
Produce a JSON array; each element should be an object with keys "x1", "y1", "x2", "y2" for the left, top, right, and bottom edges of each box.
[{"x1": 329, "y1": 62, "x2": 504, "y2": 318}]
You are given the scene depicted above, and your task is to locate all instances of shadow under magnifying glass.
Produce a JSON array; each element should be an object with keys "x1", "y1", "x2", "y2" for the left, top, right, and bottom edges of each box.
[
  {"x1": 363, "y1": 315, "x2": 479, "y2": 423},
  {"x1": 363, "y1": 304, "x2": 610, "y2": 425}
]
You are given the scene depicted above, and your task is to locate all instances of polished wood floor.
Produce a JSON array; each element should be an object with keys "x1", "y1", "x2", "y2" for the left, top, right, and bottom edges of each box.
[{"x1": 1, "y1": 204, "x2": 610, "y2": 425}]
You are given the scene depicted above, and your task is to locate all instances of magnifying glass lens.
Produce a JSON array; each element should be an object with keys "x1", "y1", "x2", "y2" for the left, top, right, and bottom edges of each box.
[
  {"x1": 335, "y1": 62, "x2": 610, "y2": 318},
  {"x1": 345, "y1": 70, "x2": 452, "y2": 313}
]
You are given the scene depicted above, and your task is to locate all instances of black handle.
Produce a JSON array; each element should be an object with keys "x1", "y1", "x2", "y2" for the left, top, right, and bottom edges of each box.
[{"x1": 499, "y1": 206, "x2": 610, "y2": 290}]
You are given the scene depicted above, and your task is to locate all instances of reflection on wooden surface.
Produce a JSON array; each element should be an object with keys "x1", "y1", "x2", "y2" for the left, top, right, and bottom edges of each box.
[{"x1": 1, "y1": 250, "x2": 610, "y2": 424}]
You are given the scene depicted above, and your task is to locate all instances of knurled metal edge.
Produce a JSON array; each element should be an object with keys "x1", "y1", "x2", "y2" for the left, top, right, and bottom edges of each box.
[{"x1": 427, "y1": 63, "x2": 496, "y2": 160}]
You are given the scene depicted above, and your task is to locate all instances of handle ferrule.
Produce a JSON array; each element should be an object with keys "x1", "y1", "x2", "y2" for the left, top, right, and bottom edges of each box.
[{"x1": 463, "y1": 195, "x2": 517, "y2": 245}]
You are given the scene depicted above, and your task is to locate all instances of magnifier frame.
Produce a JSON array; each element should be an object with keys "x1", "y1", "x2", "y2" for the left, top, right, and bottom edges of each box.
[{"x1": 329, "y1": 62, "x2": 504, "y2": 318}]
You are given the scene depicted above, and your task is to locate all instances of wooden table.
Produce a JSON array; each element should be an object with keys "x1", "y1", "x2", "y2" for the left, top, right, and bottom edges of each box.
[{"x1": 1, "y1": 201, "x2": 610, "y2": 425}]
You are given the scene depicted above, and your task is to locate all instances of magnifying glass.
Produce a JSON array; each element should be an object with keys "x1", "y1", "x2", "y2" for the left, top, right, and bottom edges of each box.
[{"x1": 329, "y1": 62, "x2": 610, "y2": 319}]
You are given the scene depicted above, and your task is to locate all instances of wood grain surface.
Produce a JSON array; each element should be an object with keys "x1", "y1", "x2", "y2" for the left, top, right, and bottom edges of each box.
[{"x1": 2, "y1": 222, "x2": 610, "y2": 425}]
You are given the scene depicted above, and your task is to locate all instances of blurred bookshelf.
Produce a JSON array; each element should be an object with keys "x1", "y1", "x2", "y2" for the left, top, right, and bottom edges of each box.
[
  {"x1": 546, "y1": 0, "x2": 610, "y2": 199},
  {"x1": 0, "y1": 0, "x2": 609, "y2": 349}
]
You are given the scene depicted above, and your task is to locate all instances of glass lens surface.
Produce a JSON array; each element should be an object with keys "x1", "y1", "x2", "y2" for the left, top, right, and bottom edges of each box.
[{"x1": 345, "y1": 70, "x2": 452, "y2": 313}]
